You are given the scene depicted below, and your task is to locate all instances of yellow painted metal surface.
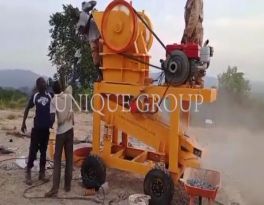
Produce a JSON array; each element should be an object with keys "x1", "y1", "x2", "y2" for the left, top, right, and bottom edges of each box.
[
  {"x1": 91, "y1": 82, "x2": 216, "y2": 181},
  {"x1": 102, "y1": 9, "x2": 138, "y2": 52},
  {"x1": 92, "y1": 1, "x2": 153, "y2": 85},
  {"x1": 89, "y1": 0, "x2": 217, "y2": 184},
  {"x1": 94, "y1": 82, "x2": 217, "y2": 103}
]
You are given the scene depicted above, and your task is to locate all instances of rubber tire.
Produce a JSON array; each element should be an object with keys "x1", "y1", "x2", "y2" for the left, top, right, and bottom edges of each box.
[
  {"x1": 144, "y1": 168, "x2": 174, "y2": 205},
  {"x1": 81, "y1": 155, "x2": 106, "y2": 191}
]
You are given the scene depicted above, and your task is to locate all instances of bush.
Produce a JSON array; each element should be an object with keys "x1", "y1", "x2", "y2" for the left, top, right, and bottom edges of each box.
[{"x1": 0, "y1": 87, "x2": 27, "y2": 109}]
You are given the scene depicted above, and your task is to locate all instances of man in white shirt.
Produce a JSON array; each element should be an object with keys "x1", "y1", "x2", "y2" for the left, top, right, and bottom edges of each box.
[{"x1": 45, "y1": 81, "x2": 74, "y2": 197}]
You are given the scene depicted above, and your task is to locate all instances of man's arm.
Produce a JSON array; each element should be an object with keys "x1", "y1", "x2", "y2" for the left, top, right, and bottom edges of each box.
[
  {"x1": 50, "y1": 113, "x2": 55, "y2": 129},
  {"x1": 72, "y1": 112, "x2": 74, "y2": 126},
  {"x1": 50, "y1": 98, "x2": 56, "y2": 129},
  {"x1": 21, "y1": 96, "x2": 34, "y2": 133}
]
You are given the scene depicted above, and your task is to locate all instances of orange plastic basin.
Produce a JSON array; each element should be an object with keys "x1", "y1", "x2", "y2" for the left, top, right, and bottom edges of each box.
[
  {"x1": 184, "y1": 184, "x2": 218, "y2": 199},
  {"x1": 181, "y1": 167, "x2": 221, "y2": 200}
]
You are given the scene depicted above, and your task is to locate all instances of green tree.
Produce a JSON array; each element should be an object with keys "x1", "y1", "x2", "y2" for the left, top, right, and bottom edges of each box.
[
  {"x1": 48, "y1": 4, "x2": 97, "y2": 92},
  {"x1": 0, "y1": 87, "x2": 27, "y2": 109},
  {"x1": 218, "y1": 66, "x2": 251, "y2": 100}
]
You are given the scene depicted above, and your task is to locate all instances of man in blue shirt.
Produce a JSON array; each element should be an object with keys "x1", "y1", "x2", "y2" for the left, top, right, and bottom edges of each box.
[{"x1": 21, "y1": 77, "x2": 54, "y2": 185}]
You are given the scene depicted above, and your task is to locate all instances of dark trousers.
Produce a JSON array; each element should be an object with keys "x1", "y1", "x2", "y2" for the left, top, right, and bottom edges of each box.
[
  {"x1": 52, "y1": 128, "x2": 73, "y2": 190},
  {"x1": 27, "y1": 128, "x2": 50, "y2": 171}
]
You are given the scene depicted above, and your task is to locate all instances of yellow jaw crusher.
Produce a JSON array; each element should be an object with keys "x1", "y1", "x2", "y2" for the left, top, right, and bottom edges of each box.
[{"x1": 80, "y1": 1, "x2": 217, "y2": 204}]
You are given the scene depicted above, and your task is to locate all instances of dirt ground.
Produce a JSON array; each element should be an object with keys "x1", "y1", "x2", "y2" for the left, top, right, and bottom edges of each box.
[
  {"x1": 191, "y1": 127, "x2": 264, "y2": 205},
  {"x1": 0, "y1": 109, "x2": 263, "y2": 205}
]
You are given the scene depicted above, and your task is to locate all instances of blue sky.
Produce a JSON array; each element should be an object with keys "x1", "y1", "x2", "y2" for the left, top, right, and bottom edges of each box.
[{"x1": 0, "y1": 0, "x2": 263, "y2": 81}]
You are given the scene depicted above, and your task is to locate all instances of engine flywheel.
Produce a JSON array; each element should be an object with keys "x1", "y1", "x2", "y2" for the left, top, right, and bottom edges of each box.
[{"x1": 164, "y1": 50, "x2": 190, "y2": 86}]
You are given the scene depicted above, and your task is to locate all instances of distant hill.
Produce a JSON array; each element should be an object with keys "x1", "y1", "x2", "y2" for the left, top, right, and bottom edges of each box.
[
  {"x1": 150, "y1": 72, "x2": 218, "y2": 87},
  {"x1": 1, "y1": 69, "x2": 262, "y2": 96},
  {"x1": 205, "y1": 76, "x2": 218, "y2": 87},
  {"x1": 0, "y1": 69, "x2": 45, "y2": 93},
  {"x1": 251, "y1": 81, "x2": 264, "y2": 96}
]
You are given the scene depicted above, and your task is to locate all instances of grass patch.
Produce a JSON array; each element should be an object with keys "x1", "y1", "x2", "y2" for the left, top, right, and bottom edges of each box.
[{"x1": 0, "y1": 87, "x2": 27, "y2": 109}]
